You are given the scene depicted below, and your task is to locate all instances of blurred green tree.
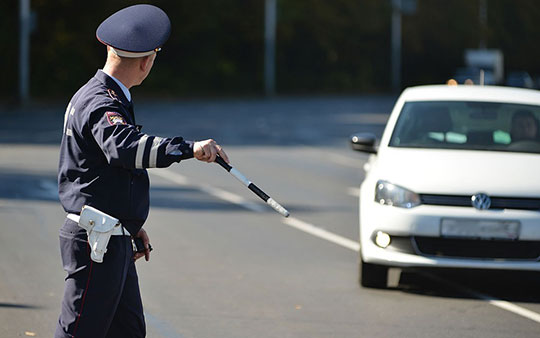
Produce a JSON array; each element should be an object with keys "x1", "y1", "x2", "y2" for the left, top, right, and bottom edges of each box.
[{"x1": 2, "y1": 0, "x2": 540, "y2": 101}]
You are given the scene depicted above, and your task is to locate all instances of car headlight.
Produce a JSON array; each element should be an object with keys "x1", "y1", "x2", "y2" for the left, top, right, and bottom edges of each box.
[{"x1": 375, "y1": 180, "x2": 421, "y2": 208}]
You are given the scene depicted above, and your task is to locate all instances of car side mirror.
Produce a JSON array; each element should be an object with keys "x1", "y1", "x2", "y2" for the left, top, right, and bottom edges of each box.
[{"x1": 350, "y1": 132, "x2": 378, "y2": 154}]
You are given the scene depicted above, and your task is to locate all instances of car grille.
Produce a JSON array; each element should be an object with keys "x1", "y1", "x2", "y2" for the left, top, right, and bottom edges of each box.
[
  {"x1": 420, "y1": 194, "x2": 540, "y2": 211},
  {"x1": 413, "y1": 236, "x2": 540, "y2": 260}
]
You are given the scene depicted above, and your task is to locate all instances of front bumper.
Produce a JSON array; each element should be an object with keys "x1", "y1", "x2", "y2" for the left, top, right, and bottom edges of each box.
[{"x1": 359, "y1": 199, "x2": 540, "y2": 270}]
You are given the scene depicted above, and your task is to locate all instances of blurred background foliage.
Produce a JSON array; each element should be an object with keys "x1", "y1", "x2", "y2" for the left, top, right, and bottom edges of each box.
[{"x1": 2, "y1": 0, "x2": 540, "y2": 100}]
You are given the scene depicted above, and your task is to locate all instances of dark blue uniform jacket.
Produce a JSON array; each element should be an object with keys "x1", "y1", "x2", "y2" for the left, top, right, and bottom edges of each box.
[{"x1": 58, "y1": 70, "x2": 193, "y2": 235}]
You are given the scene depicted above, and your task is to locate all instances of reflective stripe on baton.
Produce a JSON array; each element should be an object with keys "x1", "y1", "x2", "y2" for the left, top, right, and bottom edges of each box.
[{"x1": 215, "y1": 155, "x2": 290, "y2": 218}]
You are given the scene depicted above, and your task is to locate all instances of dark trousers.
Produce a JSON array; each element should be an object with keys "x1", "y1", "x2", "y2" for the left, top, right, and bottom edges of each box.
[{"x1": 55, "y1": 219, "x2": 146, "y2": 338}]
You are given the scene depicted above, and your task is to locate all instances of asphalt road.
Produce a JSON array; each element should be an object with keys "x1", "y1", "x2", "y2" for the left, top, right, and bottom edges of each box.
[{"x1": 0, "y1": 97, "x2": 539, "y2": 337}]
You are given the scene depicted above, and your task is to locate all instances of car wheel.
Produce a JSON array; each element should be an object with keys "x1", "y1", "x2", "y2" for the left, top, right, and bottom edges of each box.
[{"x1": 359, "y1": 255, "x2": 388, "y2": 288}]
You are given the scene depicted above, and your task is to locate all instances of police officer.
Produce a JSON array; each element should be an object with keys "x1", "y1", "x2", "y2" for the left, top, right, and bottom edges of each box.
[{"x1": 55, "y1": 5, "x2": 228, "y2": 338}]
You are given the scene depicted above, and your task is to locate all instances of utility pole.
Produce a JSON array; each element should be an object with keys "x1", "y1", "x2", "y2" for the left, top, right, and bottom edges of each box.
[
  {"x1": 264, "y1": 0, "x2": 277, "y2": 97},
  {"x1": 479, "y1": 0, "x2": 487, "y2": 48},
  {"x1": 390, "y1": 0, "x2": 416, "y2": 93},
  {"x1": 391, "y1": 0, "x2": 402, "y2": 93},
  {"x1": 19, "y1": 0, "x2": 31, "y2": 104}
]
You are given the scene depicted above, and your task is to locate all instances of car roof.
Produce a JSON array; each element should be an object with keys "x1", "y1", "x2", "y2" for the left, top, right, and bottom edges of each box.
[{"x1": 401, "y1": 85, "x2": 540, "y2": 106}]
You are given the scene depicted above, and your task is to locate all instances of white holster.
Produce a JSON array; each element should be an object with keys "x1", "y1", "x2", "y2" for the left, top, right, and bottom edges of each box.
[{"x1": 67, "y1": 205, "x2": 123, "y2": 263}]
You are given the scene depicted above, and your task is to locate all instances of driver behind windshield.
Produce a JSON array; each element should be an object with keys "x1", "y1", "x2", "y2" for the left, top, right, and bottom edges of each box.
[{"x1": 511, "y1": 109, "x2": 539, "y2": 142}]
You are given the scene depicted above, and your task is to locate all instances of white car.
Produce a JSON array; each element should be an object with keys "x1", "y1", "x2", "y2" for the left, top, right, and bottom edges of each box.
[{"x1": 351, "y1": 85, "x2": 540, "y2": 288}]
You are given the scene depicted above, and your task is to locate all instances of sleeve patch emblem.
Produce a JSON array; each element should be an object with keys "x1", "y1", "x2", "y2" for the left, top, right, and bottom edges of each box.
[{"x1": 106, "y1": 111, "x2": 127, "y2": 126}]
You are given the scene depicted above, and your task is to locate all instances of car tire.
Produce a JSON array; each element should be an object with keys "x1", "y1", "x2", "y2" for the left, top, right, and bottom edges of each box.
[{"x1": 359, "y1": 255, "x2": 388, "y2": 289}]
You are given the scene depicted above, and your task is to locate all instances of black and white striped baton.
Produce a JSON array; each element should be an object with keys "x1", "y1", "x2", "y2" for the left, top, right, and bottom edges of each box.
[{"x1": 215, "y1": 155, "x2": 290, "y2": 218}]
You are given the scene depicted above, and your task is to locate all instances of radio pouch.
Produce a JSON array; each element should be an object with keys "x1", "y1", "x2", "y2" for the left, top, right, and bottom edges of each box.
[{"x1": 78, "y1": 205, "x2": 121, "y2": 263}]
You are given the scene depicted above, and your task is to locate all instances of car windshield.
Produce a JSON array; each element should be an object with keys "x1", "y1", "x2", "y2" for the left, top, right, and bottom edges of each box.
[{"x1": 389, "y1": 101, "x2": 540, "y2": 154}]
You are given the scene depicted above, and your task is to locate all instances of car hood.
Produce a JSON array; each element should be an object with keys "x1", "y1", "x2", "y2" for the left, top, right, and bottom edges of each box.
[{"x1": 373, "y1": 148, "x2": 540, "y2": 197}]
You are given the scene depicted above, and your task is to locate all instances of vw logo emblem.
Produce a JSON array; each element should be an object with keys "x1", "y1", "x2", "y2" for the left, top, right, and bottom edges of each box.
[{"x1": 471, "y1": 193, "x2": 491, "y2": 210}]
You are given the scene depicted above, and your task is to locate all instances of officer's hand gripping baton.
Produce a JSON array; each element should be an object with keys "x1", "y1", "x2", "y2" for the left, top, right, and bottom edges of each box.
[{"x1": 215, "y1": 155, "x2": 290, "y2": 217}]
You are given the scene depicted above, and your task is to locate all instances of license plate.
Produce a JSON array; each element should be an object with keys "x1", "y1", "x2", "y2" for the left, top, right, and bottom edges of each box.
[{"x1": 441, "y1": 218, "x2": 520, "y2": 240}]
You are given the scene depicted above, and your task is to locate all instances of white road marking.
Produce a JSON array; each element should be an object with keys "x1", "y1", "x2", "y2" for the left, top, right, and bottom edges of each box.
[
  {"x1": 153, "y1": 168, "x2": 540, "y2": 325},
  {"x1": 283, "y1": 217, "x2": 360, "y2": 252},
  {"x1": 150, "y1": 169, "x2": 265, "y2": 212},
  {"x1": 288, "y1": 215, "x2": 540, "y2": 325},
  {"x1": 299, "y1": 145, "x2": 366, "y2": 168},
  {"x1": 421, "y1": 271, "x2": 540, "y2": 324},
  {"x1": 326, "y1": 153, "x2": 363, "y2": 168},
  {"x1": 347, "y1": 187, "x2": 360, "y2": 197},
  {"x1": 150, "y1": 168, "x2": 189, "y2": 185},
  {"x1": 488, "y1": 300, "x2": 540, "y2": 324}
]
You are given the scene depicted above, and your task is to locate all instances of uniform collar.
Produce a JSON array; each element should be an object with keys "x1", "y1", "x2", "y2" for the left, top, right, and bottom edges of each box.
[
  {"x1": 94, "y1": 70, "x2": 131, "y2": 106},
  {"x1": 101, "y1": 70, "x2": 131, "y2": 102}
]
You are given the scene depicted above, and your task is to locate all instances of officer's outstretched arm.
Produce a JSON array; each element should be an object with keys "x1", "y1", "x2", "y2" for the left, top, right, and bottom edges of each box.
[{"x1": 90, "y1": 109, "x2": 194, "y2": 169}]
